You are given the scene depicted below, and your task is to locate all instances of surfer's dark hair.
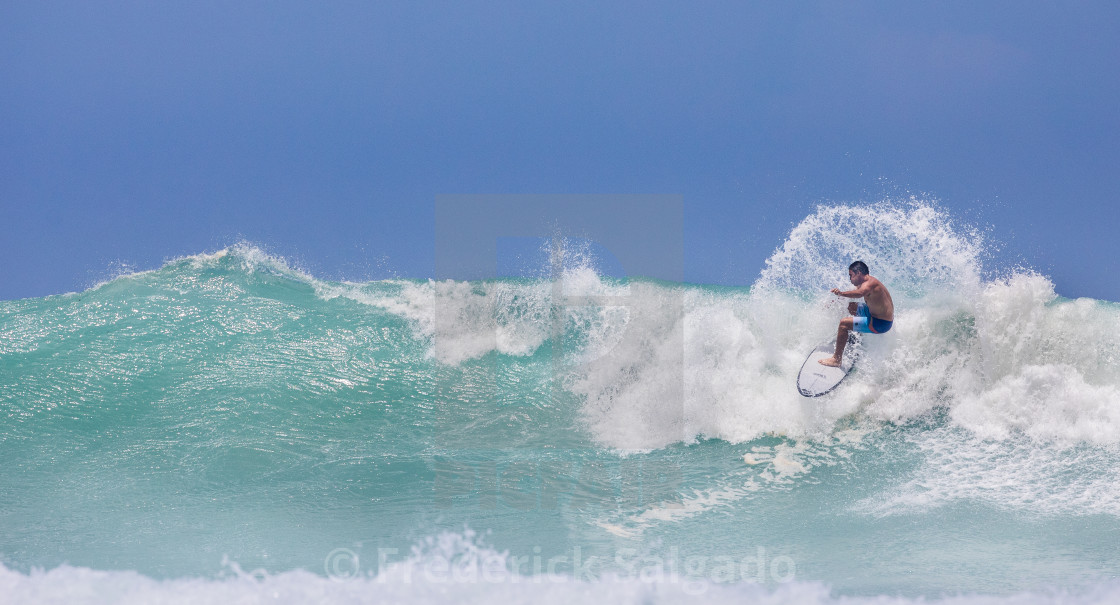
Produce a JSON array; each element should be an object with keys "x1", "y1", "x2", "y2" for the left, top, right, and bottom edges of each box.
[{"x1": 849, "y1": 260, "x2": 869, "y2": 275}]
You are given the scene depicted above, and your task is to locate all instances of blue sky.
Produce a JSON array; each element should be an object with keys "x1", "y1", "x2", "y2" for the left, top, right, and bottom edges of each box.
[{"x1": 2, "y1": 1, "x2": 1118, "y2": 301}]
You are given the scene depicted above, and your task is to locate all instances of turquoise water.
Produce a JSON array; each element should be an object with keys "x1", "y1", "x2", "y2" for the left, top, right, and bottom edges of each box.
[{"x1": 2, "y1": 204, "x2": 1119, "y2": 603}]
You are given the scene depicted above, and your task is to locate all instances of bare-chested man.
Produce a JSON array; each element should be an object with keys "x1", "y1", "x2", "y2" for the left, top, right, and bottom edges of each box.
[{"x1": 819, "y1": 260, "x2": 894, "y2": 367}]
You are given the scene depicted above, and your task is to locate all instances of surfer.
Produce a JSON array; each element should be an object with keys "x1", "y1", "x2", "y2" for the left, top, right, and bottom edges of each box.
[{"x1": 818, "y1": 261, "x2": 893, "y2": 367}]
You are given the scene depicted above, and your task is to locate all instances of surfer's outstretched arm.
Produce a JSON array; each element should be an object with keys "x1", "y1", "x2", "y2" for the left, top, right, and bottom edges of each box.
[{"x1": 830, "y1": 283, "x2": 870, "y2": 298}]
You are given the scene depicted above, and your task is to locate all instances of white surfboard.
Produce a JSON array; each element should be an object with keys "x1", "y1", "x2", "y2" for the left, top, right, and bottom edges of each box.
[{"x1": 796, "y1": 334, "x2": 861, "y2": 397}]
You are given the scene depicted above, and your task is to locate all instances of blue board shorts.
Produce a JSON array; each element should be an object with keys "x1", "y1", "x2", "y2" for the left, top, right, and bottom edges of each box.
[{"x1": 853, "y1": 303, "x2": 892, "y2": 334}]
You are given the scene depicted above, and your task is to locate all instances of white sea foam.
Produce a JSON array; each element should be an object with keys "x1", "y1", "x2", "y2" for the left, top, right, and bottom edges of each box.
[
  {"x1": 592, "y1": 434, "x2": 871, "y2": 537},
  {"x1": 4, "y1": 530, "x2": 1118, "y2": 605},
  {"x1": 321, "y1": 240, "x2": 632, "y2": 365},
  {"x1": 573, "y1": 205, "x2": 1120, "y2": 453},
  {"x1": 854, "y1": 427, "x2": 1120, "y2": 517},
  {"x1": 571, "y1": 203, "x2": 995, "y2": 449}
]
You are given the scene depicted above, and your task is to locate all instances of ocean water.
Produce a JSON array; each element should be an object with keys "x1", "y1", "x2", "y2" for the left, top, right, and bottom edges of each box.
[{"x1": 2, "y1": 203, "x2": 1119, "y2": 604}]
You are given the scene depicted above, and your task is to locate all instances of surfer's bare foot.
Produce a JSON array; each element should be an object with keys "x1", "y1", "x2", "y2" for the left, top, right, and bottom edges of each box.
[{"x1": 818, "y1": 356, "x2": 841, "y2": 367}]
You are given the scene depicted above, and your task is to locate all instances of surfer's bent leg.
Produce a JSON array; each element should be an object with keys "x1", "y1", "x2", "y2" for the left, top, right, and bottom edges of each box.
[
  {"x1": 820, "y1": 317, "x2": 855, "y2": 367},
  {"x1": 822, "y1": 304, "x2": 872, "y2": 367}
]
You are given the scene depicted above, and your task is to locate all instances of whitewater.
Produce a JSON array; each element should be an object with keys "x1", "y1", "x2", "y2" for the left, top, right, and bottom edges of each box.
[{"x1": 2, "y1": 203, "x2": 1118, "y2": 604}]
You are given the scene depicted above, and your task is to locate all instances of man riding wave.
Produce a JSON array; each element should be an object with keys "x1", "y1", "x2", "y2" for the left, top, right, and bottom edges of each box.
[{"x1": 819, "y1": 260, "x2": 893, "y2": 368}]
